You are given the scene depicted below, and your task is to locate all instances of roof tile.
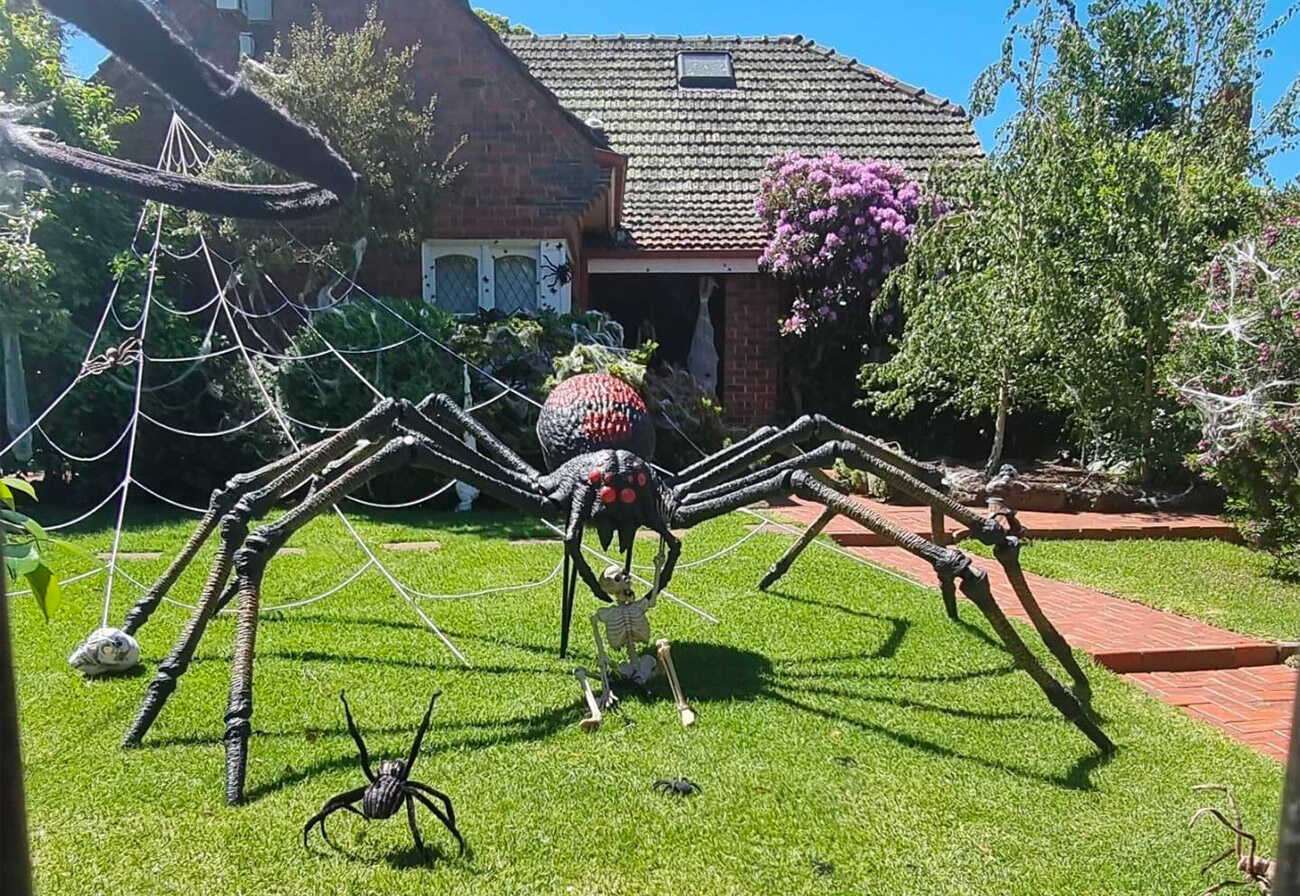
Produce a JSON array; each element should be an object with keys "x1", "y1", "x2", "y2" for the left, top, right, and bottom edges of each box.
[{"x1": 505, "y1": 34, "x2": 982, "y2": 251}]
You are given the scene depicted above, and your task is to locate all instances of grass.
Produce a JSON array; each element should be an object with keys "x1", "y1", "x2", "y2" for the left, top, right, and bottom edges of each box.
[
  {"x1": 10, "y1": 507, "x2": 1288, "y2": 895},
  {"x1": 963, "y1": 538, "x2": 1300, "y2": 642}
]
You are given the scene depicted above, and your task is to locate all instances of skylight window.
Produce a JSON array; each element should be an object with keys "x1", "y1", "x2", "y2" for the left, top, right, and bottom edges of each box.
[{"x1": 677, "y1": 51, "x2": 735, "y2": 89}]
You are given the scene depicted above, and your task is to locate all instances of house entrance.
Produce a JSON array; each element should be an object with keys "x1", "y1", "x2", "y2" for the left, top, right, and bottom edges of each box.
[{"x1": 588, "y1": 273, "x2": 726, "y2": 398}]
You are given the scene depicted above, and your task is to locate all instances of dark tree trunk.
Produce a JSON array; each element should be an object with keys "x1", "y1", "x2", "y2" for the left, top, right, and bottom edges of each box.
[{"x1": 0, "y1": 572, "x2": 33, "y2": 895}]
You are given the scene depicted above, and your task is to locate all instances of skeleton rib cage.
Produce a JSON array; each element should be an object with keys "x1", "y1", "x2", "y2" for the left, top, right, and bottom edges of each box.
[{"x1": 111, "y1": 374, "x2": 1114, "y2": 806}]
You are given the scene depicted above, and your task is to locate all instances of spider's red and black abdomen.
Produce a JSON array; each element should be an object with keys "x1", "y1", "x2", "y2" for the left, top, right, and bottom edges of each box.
[{"x1": 536, "y1": 373, "x2": 655, "y2": 470}]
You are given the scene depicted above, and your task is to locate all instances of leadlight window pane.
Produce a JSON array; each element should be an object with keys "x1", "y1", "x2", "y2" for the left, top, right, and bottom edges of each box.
[
  {"x1": 435, "y1": 254, "x2": 479, "y2": 315},
  {"x1": 494, "y1": 254, "x2": 538, "y2": 314}
]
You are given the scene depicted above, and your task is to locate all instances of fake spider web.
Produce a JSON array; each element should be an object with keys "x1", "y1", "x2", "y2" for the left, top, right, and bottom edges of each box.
[
  {"x1": 1172, "y1": 237, "x2": 1300, "y2": 476},
  {"x1": 4, "y1": 112, "x2": 930, "y2": 670}
]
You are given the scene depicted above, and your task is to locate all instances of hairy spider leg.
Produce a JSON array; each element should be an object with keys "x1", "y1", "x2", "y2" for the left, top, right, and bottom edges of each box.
[
  {"x1": 404, "y1": 691, "x2": 441, "y2": 774},
  {"x1": 302, "y1": 786, "x2": 366, "y2": 848},
  {"x1": 410, "y1": 789, "x2": 466, "y2": 855},
  {"x1": 122, "y1": 400, "x2": 408, "y2": 747},
  {"x1": 121, "y1": 442, "x2": 314, "y2": 635},
  {"x1": 24, "y1": 0, "x2": 357, "y2": 218},
  {"x1": 677, "y1": 415, "x2": 1091, "y2": 695},
  {"x1": 673, "y1": 467, "x2": 1113, "y2": 754},
  {"x1": 222, "y1": 434, "x2": 553, "y2": 803},
  {"x1": 560, "y1": 486, "x2": 600, "y2": 658},
  {"x1": 340, "y1": 690, "x2": 375, "y2": 782}
]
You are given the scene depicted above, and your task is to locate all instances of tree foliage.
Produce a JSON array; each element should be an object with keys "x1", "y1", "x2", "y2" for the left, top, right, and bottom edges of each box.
[
  {"x1": 474, "y1": 8, "x2": 533, "y2": 36},
  {"x1": 0, "y1": 0, "x2": 137, "y2": 358},
  {"x1": 199, "y1": 5, "x2": 460, "y2": 288},
  {"x1": 1169, "y1": 194, "x2": 1300, "y2": 577},
  {"x1": 754, "y1": 152, "x2": 922, "y2": 416},
  {"x1": 862, "y1": 0, "x2": 1296, "y2": 479}
]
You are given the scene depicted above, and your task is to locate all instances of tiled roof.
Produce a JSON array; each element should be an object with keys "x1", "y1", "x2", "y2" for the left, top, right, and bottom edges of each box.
[{"x1": 504, "y1": 34, "x2": 983, "y2": 252}]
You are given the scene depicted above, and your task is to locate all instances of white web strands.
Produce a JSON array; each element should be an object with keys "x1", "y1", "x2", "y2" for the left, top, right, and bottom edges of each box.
[
  {"x1": 1173, "y1": 237, "x2": 1300, "y2": 470},
  {"x1": 271, "y1": 213, "x2": 933, "y2": 609},
  {"x1": 9, "y1": 107, "x2": 941, "y2": 664}
]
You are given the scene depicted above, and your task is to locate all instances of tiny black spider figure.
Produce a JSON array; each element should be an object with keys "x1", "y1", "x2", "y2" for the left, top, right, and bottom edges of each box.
[
  {"x1": 303, "y1": 691, "x2": 465, "y2": 858},
  {"x1": 540, "y1": 253, "x2": 573, "y2": 292},
  {"x1": 116, "y1": 371, "x2": 1113, "y2": 804},
  {"x1": 653, "y1": 777, "x2": 700, "y2": 797}
]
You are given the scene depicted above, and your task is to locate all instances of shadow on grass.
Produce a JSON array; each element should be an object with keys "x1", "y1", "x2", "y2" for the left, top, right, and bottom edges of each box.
[{"x1": 768, "y1": 690, "x2": 1115, "y2": 791}]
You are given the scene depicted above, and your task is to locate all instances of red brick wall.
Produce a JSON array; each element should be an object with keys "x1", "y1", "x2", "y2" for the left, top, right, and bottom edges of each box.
[
  {"x1": 102, "y1": 0, "x2": 607, "y2": 285},
  {"x1": 723, "y1": 274, "x2": 784, "y2": 426}
]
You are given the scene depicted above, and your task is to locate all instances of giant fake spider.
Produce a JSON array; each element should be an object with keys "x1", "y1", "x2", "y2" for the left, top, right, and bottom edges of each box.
[
  {"x1": 114, "y1": 372, "x2": 1112, "y2": 805},
  {"x1": 303, "y1": 691, "x2": 464, "y2": 859}
]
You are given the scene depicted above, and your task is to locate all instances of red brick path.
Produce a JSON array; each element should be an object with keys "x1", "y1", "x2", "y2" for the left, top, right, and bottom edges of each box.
[
  {"x1": 766, "y1": 498, "x2": 1295, "y2": 762},
  {"x1": 1127, "y1": 667, "x2": 1297, "y2": 762},
  {"x1": 777, "y1": 496, "x2": 1238, "y2": 545}
]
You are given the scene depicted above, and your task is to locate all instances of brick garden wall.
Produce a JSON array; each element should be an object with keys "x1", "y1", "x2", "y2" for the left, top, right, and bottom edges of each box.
[{"x1": 722, "y1": 274, "x2": 783, "y2": 427}]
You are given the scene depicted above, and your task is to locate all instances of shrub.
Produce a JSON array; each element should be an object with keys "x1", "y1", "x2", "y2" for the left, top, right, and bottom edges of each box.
[
  {"x1": 1169, "y1": 199, "x2": 1300, "y2": 578},
  {"x1": 756, "y1": 152, "x2": 921, "y2": 337},
  {"x1": 273, "y1": 303, "x2": 724, "y2": 500},
  {"x1": 755, "y1": 152, "x2": 922, "y2": 417}
]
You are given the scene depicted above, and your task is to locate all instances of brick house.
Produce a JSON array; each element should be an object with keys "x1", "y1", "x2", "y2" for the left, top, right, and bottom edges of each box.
[{"x1": 101, "y1": 0, "x2": 981, "y2": 425}]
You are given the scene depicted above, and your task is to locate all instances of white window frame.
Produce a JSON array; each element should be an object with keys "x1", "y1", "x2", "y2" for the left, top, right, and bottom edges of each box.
[{"x1": 421, "y1": 239, "x2": 571, "y2": 315}]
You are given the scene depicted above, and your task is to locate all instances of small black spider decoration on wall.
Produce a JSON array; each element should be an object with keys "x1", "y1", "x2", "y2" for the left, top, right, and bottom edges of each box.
[
  {"x1": 303, "y1": 691, "x2": 465, "y2": 858},
  {"x1": 540, "y1": 254, "x2": 573, "y2": 292}
]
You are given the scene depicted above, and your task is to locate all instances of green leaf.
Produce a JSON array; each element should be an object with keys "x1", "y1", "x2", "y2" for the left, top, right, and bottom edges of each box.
[
  {"x1": 23, "y1": 516, "x2": 49, "y2": 541},
  {"x1": 24, "y1": 563, "x2": 62, "y2": 621},
  {"x1": 0, "y1": 480, "x2": 11, "y2": 510},
  {"x1": 1, "y1": 476, "x2": 36, "y2": 503},
  {"x1": 4, "y1": 539, "x2": 40, "y2": 578}
]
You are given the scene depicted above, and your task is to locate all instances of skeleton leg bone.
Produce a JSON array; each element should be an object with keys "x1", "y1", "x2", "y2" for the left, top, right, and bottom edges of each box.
[
  {"x1": 574, "y1": 667, "x2": 602, "y2": 730},
  {"x1": 656, "y1": 639, "x2": 695, "y2": 728},
  {"x1": 590, "y1": 613, "x2": 618, "y2": 710}
]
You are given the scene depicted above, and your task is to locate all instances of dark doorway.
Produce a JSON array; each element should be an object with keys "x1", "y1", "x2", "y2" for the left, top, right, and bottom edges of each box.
[{"x1": 588, "y1": 273, "x2": 726, "y2": 398}]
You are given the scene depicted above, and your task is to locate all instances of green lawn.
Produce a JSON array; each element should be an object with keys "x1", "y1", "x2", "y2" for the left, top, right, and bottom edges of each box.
[
  {"x1": 11, "y1": 508, "x2": 1286, "y2": 895},
  {"x1": 963, "y1": 538, "x2": 1300, "y2": 642}
]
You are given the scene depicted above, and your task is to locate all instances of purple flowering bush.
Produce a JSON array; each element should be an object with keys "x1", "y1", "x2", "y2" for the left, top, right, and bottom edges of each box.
[
  {"x1": 756, "y1": 152, "x2": 921, "y2": 337},
  {"x1": 1169, "y1": 196, "x2": 1300, "y2": 577}
]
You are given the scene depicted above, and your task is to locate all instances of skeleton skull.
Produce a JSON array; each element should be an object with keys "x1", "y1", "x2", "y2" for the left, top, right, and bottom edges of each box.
[{"x1": 599, "y1": 564, "x2": 636, "y2": 603}]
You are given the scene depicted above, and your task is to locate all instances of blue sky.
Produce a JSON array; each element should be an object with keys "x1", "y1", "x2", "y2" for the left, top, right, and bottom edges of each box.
[{"x1": 66, "y1": 0, "x2": 1299, "y2": 182}]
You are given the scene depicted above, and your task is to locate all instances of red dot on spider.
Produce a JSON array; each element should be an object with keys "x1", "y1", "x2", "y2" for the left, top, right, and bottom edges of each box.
[
  {"x1": 619, "y1": 488, "x2": 636, "y2": 504},
  {"x1": 599, "y1": 487, "x2": 617, "y2": 503}
]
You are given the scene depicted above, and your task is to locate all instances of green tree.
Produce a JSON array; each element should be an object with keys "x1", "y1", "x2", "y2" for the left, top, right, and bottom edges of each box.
[
  {"x1": 200, "y1": 5, "x2": 459, "y2": 291},
  {"x1": 864, "y1": 0, "x2": 1295, "y2": 479},
  {"x1": 0, "y1": 0, "x2": 136, "y2": 364},
  {"x1": 474, "y1": 7, "x2": 533, "y2": 35}
]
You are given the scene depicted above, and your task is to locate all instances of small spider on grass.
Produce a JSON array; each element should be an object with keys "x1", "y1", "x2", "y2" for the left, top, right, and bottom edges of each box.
[
  {"x1": 302, "y1": 691, "x2": 464, "y2": 859},
  {"x1": 1190, "y1": 784, "x2": 1274, "y2": 895},
  {"x1": 653, "y1": 777, "x2": 700, "y2": 797}
]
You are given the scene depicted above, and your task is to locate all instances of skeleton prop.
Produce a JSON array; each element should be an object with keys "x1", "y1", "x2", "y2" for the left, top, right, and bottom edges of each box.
[{"x1": 575, "y1": 547, "x2": 695, "y2": 730}]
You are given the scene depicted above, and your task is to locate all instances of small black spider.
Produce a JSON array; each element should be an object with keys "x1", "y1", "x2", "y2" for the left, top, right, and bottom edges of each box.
[
  {"x1": 653, "y1": 777, "x2": 700, "y2": 797},
  {"x1": 540, "y1": 255, "x2": 573, "y2": 291},
  {"x1": 302, "y1": 690, "x2": 464, "y2": 857}
]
